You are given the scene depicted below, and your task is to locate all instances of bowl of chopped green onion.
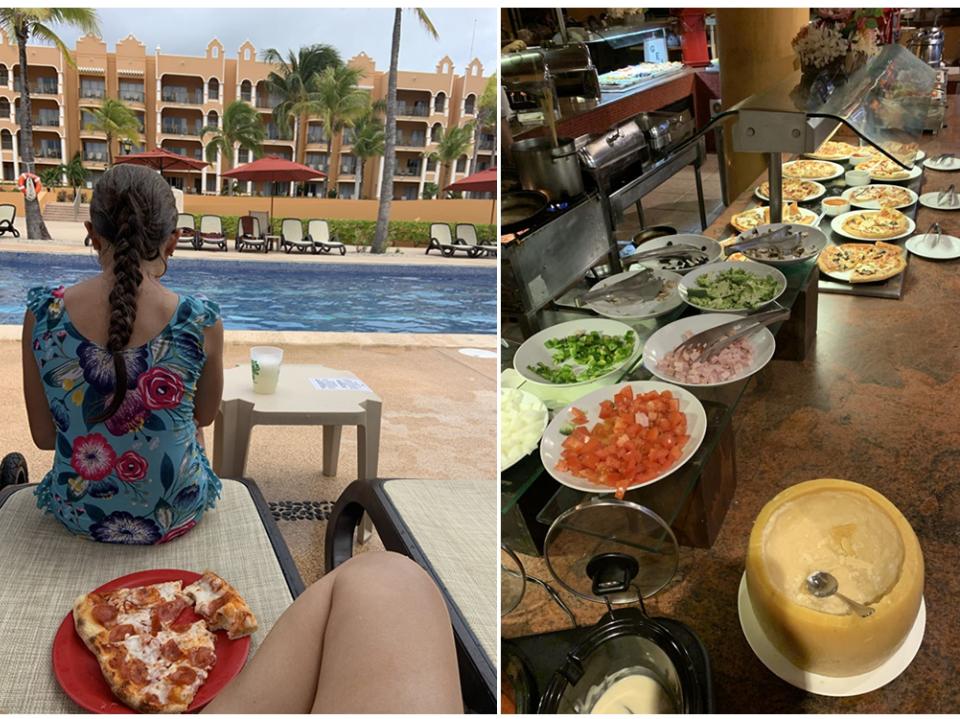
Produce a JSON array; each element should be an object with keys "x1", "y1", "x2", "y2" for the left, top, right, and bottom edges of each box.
[{"x1": 513, "y1": 319, "x2": 642, "y2": 388}]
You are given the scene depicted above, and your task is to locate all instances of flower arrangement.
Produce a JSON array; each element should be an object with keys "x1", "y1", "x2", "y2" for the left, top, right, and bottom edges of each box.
[{"x1": 793, "y1": 9, "x2": 885, "y2": 76}]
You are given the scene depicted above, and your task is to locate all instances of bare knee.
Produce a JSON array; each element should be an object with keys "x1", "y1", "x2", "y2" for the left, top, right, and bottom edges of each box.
[{"x1": 335, "y1": 552, "x2": 447, "y2": 607}]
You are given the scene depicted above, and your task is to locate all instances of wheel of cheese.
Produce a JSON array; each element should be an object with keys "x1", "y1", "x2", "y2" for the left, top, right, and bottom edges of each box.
[{"x1": 745, "y1": 478, "x2": 923, "y2": 677}]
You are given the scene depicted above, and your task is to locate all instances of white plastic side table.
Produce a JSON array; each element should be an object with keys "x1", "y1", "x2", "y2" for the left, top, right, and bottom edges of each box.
[{"x1": 213, "y1": 364, "x2": 382, "y2": 539}]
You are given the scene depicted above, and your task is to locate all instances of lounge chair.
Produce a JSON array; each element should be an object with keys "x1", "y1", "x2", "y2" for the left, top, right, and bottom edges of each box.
[
  {"x1": 455, "y1": 224, "x2": 495, "y2": 258},
  {"x1": 236, "y1": 215, "x2": 269, "y2": 253},
  {"x1": 280, "y1": 218, "x2": 317, "y2": 254},
  {"x1": 306, "y1": 220, "x2": 347, "y2": 256},
  {"x1": 425, "y1": 223, "x2": 472, "y2": 257},
  {"x1": 0, "y1": 204, "x2": 19, "y2": 237},
  {"x1": 176, "y1": 213, "x2": 199, "y2": 250},
  {"x1": 198, "y1": 215, "x2": 228, "y2": 251}
]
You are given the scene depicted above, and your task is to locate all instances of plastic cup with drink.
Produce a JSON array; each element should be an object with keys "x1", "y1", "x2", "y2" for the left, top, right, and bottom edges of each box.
[{"x1": 250, "y1": 346, "x2": 283, "y2": 394}]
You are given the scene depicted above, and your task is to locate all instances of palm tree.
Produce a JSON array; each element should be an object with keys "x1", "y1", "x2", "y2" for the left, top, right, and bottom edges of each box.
[
  {"x1": 201, "y1": 100, "x2": 265, "y2": 195},
  {"x1": 60, "y1": 150, "x2": 87, "y2": 217},
  {"x1": 313, "y1": 64, "x2": 368, "y2": 197},
  {"x1": 349, "y1": 102, "x2": 385, "y2": 200},
  {"x1": 85, "y1": 98, "x2": 139, "y2": 166},
  {"x1": 261, "y1": 44, "x2": 340, "y2": 166},
  {"x1": 470, "y1": 74, "x2": 497, "y2": 172},
  {"x1": 0, "y1": 8, "x2": 99, "y2": 239},
  {"x1": 372, "y1": 9, "x2": 437, "y2": 254},
  {"x1": 428, "y1": 122, "x2": 474, "y2": 197}
]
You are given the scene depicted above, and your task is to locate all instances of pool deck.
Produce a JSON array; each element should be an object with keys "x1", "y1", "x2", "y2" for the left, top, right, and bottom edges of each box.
[
  {"x1": 0, "y1": 220, "x2": 497, "y2": 268},
  {"x1": 0, "y1": 336, "x2": 497, "y2": 584}
]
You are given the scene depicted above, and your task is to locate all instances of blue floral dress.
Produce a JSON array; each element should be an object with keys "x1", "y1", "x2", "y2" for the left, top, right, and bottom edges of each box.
[{"x1": 27, "y1": 286, "x2": 222, "y2": 544}]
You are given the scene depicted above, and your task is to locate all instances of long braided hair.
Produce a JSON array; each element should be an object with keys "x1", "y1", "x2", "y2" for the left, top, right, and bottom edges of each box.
[{"x1": 88, "y1": 164, "x2": 178, "y2": 422}]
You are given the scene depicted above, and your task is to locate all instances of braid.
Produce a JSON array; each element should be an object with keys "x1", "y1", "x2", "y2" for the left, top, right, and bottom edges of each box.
[{"x1": 87, "y1": 165, "x2": 177, "y2": 423}]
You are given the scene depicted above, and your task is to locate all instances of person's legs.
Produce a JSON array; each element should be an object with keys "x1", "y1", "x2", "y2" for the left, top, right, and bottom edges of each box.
[{"x1": 202, "y1": 551, "x2": 463, "y2": 714}]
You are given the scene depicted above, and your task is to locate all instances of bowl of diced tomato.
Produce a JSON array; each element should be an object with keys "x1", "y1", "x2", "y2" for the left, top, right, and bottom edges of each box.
[{"x1": 540, "y1": 382, "x2": 707, "y2": 497}]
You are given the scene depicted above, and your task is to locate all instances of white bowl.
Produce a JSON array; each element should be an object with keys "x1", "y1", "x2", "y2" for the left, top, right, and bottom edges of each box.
[
  {"x1": 642, "y1": 313, "x2": 776, "y2": 388},
  {"x1": 499, "y1": 387, "x2": 549, "y2": 472},
  {"x1": 540, "y1": 380, "x2": 707, "y2": 494},
  {"x1": 679, "y1": 262, "x2": 787, "y2": 314},
  {"x1": 627, "y1": 233, "x2": 724, "y2": 275},
  {"x1": 821, "y1": 197, "x2": 851, "y2": 216},
  {"x1": 845, "y1": 170, "x2": 870, "y2": 186},
  {"x1": 586, "y1": 269, "x2": 684, "y2": 322},
  {"x1": 513, "y1": 318, "x2": 642, "y2": 388}
]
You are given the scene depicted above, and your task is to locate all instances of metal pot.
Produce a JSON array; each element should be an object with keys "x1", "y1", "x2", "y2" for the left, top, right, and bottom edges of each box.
[
  {"x1": 631, "y1": 226, "x2": 677, "y2": 247},
  {"x1": 512, "y1": 137, "x2": 585, "y2": 203}
]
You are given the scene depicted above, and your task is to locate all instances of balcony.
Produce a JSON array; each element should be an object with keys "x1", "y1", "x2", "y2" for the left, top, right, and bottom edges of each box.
[
  {"x1": 395, "y1": 164, "x2": 422, "y2": 177},
  {"x1": 79, "y1": 85, "x2": 106, "y2": 101},
  {"x1": 264, "y1": 125, "x2": 290, "y2": 142},
  {"x1": 17, "y1": 79, "x2": 59, "y2": 95},
  {"x1": 83, "y1": 151, "x2": 107, "y2": 163},
  {"x1": 306, "y1": 131, "x2": 327, "y2": 145},
  {"x1": 21, "y1": 113, "x2": 60, "y2": 128},
  {"x1": 163, "y1": 147, "x2": 204, "y2": 161},
  {"x1": 35, "y1": 146, "x2": 62, "y2": 160},
  {"x1": 119, "y1": 89, "x2": 145, "y2": 104},
  {"x1": 256, "y1": 94, "x2": 282, "y2": 110},
  {"x1": 396, "y1": 134, "x2": 426, "y2": 148},
  {"x1": 478, "y1": 137, "x2": 495, "y2": 151},
  {"x1": 161, "y1": 87, "x2": 203, "y2": 105},
  {"x1": 161, "y1": 122, "x2": 202, "y2": 137},
  {"x1": 339, "y1": 162, "x2": 357, "y2": 175},
  {"x1": 397, "y1": 102, "x2": 429, "y2": 118}
]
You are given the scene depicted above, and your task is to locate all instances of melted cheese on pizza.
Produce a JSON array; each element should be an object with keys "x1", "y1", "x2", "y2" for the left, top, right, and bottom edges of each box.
[
  {"x1": 849, "y1": 186, "x2": 912, "y2": 208},
  {"x1": 783, "y1": 160, "x2": 837, "y2": 179},
  {"x1": 810, "y1": 140, "x2": 855, "y2": 158},
  {"x1": 859, "y1": 158, "x2": 910, "y2": 179},
  {"x1": 758, "y1": 180, "x2": 819, "y2": 201},
  {"x1": 841, "y1": 209, "x2": 908, "y2": 238}
]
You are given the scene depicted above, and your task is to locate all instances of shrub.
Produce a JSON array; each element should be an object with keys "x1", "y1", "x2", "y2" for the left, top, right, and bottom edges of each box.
[{"x1": 57, "y1": 190, "x2": 67, "y2": 202}]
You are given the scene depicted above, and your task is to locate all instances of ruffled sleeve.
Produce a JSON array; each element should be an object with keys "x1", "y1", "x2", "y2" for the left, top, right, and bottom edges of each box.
[
  {"x1": 186, "y1": 294, "x2": 221, "y2": 330},
  {"x1": 26, "y1": 285, "x2": 65, "y2": 321}
]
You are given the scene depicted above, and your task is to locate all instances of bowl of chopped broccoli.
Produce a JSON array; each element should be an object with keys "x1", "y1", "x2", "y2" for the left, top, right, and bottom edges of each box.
[
  {"x1": 513, "y1": 318, "x2": 643, "y2": 388},
  {"x1": 678, "y1": 262, "x2": 787, "y2": 313}
]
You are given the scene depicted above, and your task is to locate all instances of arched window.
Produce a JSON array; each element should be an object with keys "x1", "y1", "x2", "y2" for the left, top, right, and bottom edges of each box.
[
  {"x1": 455, "y1": 155, "x2": 467, "y2": 173},
  {"x1": 240, "y1": 80, "x2": 252, "y2": 102},
  {"x1": 430, "y1": 123, "x2": 442, "y2": 143},
  {"x1": 207, "y1": 111, "x2": 219, "y2": 128},
  {"x1": 433, "y1": 92, "x2": 445, "y2": 113},
  {"x1": 464, "y1": 94, "x2": 476, "y2": 115},
  {"x1": 208, "y1": 78, "x2": 219, "y2": 101},
  {"x1": 0, "y1": 65, "x2": 7, "y2": 87},
  {"x1": 0, "y1": 97, "x2": 9, "y2": 119}
]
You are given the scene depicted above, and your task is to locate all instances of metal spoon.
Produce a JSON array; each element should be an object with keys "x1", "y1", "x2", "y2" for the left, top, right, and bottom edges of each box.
[{"x1": 805, "y1": 571, "x2": 875, "y2": 618}]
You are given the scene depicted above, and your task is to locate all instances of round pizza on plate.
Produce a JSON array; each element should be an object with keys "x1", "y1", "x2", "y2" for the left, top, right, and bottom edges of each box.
[
  {"x1": 858, "y1": 157, "x2": 912, "y2": 180},
  {"x1": 806, "y1": 140, "x2": 856, "y2": 160},
  {"x1": 844, "y1": 184, "x2": 916, "y2": 210},
  {"x1": 730, "y1": 202, "x2": 816, "y2": 233},
  {"x1": 756, "y1": 179, "x2": 824, "y2": 202},
  {"x1": 817, "y1": 241, "x2": 907, "y2": 283},
  {"x1": 782, "y1": 159, "x2": 843, "y2": 181},
  {"x1": 836, "y1": 208, "x2": 911, "y2": 241}
]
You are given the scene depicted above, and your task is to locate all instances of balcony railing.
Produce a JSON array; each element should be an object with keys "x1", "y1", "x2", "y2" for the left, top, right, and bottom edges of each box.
[
  {"x1": 21, "y1": 113, "x2": 60, "y2": 128},
  {"x1": 35, "y1": 146, "x2": 62, "y2": 159},
  {"x1": 80, "y1": 87, "x2": 106, "y2": 100},
  {"x1": 397, "y1": 103, "x2": 430, "y2": 117},
  {"x1": 396, "y1": 135, "x2": 426, "y2": 148},
  {"x1": 161, "y1": 122, "x2": 202, "y2": 136},
  {"x1": 17, "y1": 80, "x2": 59, "y2": 95},
  {"x1": 265, "y1": 126, "x2": 289, "y2": 141},
  {"x1": 83, "y1": 151, "x2": 107, "y2": 162},
  {"x1": 161, "y1": 88, "x2": 203, "y2": 105},
  {"x1": 339, "y1": 164, "x2": 357, "y2": 175},
  {"x1": 396, "y1": 165, "x2": 422, "y2": 177},
  {"x1": 120, "y1": 90, "x2": 145, "y2": 103},
  {"x1": 306, "y1": 132, "x2": 327, "y2": 144}
]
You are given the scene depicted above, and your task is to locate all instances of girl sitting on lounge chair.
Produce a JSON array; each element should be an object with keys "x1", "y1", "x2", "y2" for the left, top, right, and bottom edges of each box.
[{"x1": 19, "y1": 164, "x2": 462, "y2": 712}]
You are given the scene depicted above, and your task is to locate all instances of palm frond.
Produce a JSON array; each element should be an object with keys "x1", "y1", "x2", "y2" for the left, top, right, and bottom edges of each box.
[{"x1": 411, "y1": 8, "x2": 439, "y2": 40}]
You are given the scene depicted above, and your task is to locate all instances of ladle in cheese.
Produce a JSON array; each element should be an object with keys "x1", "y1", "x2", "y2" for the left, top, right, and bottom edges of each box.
[{"x1": 746, "y1": 479, "x2": 923, "y2": 677}]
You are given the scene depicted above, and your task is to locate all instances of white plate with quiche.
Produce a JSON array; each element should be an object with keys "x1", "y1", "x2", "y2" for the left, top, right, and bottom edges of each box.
[
  {"x1": 782, "y1": 160, "x2": 844, "y2": 182},
  {"x1": 754, "y1": 179, "x2": 825, "y2": 204},
  {"x1": 830, "y1": 209, "x2": 915, "y2": 242},
  {"x1": 842, "y1": 184, "x2": 918, "y2": 210},
  {"x1": 730, "y1": 203, "x2": 819, "y2": 233}
]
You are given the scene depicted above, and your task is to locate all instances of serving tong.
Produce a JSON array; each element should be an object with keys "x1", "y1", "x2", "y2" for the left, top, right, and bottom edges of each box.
[
  {"x1": 924, "y1": 221, "x2": 943, "y2": 249},
  {"x1": 932, "y1": 152, "x2": 956, "y2": 165},
  {"x1": 672, "y1": 306, "x2": 791, "y2": 361},
  {"x1": 725, "y1": 225, "x2": 812, "y2": 257},
  {"x1": 578, "y1": 267, "x2": 665, "y2": 307},
  {"x1": 936, "y1": 184, "x2": 958, "y2": 208},
  {"x1": 622, "y1": 244, "x2": 711, "y2": 268}
]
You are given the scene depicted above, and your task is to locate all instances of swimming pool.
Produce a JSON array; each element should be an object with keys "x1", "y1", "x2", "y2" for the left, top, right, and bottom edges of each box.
[{"x1": 0, "y1": 252, "x2": 497, "y2": 334}]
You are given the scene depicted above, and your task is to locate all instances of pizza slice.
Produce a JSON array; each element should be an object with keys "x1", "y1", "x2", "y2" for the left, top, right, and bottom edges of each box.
[
  {"x1": 73, "y1": 582, "x2": 190, "y2": 652},
  {"x1": 850, "y1": 242, "x2": 906, "y2": 283},
  {"x1": 818, "y1": 244, "x2": 867, "y2": 274},
  {"x1": 184, "y1": 571, "x2": 258, "y2": 639}
]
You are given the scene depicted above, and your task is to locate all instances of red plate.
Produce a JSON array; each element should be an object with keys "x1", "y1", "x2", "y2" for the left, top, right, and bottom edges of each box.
[{"x1": 52, "y1": 569, "x2": 250, "y2": 713}]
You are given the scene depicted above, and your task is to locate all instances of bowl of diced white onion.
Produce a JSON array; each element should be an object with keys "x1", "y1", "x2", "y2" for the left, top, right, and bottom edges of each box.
[{"x1": 500, "y1": 387, "x2": 550, "y2": 472}]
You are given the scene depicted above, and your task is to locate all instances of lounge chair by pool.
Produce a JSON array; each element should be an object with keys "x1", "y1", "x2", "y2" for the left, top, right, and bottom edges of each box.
[
  {"x1": 199, "y1": 215, "x2": 228, "y2": 252},
  {"x1": 176, "y1": 212, "x2": 199, "y2": 250},
  {"x1": 455, "y1": 224, "x2": 495, "y2": 258},
  {"x1": 306, "y1": 220, "x2": 347, "y2": 256},
  {"x1": 280, "y1": 218, "x2": 318, "y2": 254},
  {"x1": 0, "y1": 204, "x2": 19, "y2": 238},
  {"x1": 425, "y1": 223, "x2": 472, "y2": 257},
  {"x1": 236, "y1": 215, "x2": 269, "y2": 253}
]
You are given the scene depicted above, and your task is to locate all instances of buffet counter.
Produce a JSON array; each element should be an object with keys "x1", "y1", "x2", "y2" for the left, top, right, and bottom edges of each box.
[
  {"x1": 502, "y1": 98, "x2": 960, "y2": 712},
  {"x1": 512, "y1": 67, "x2": 721, "y2": 143}
]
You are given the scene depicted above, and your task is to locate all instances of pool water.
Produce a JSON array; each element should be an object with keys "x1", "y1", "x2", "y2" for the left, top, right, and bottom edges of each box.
[{"x1": 0, "y1": 253, "x2": 497, "y2": 334}]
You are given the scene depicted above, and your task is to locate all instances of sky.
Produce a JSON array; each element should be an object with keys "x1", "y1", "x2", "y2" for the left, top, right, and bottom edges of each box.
[{"x1": 48, "y1": 7, "x2": 497, "y2": 75}]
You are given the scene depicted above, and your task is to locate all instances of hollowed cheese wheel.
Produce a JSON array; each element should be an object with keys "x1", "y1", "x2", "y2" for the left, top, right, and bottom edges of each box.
[{"x1": 745, "y1": 478, "x2": 923, "y2": 677}]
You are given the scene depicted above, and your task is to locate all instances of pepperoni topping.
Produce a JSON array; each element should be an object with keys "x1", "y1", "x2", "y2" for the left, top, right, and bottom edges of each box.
[
  {"x1": 92, "y1": 603, "x2": 118, "y2": 625},
  {"x1": 157, "y1": 597, "x2": 188, "y2": 625},
  {"x1": 107, "y1": 649, "x2": 126, "y2": 671},
  {"x1": 189, "y1": 646, "x2": 216, "y2": 669},
  {"x1": 161, "y1": 639, "x2": 184, "y2": 662},
  {"x1": 207, "y1": 594, "x2": 230, "y2": 615},
  {"x1": 122, "y1": 658, "x2": 149, "y2": 685},
  {"x1": 169, "y1": 666, "x2": 197, "y2": 685},
  {"x1": 171, "y1": 620, "x2": 194, "y2": 633},
  {"x1": 150, "y1": 609, "x2": 162, "y2": 635},
  {"x1": 107, "y1": 624, "x2": 135, "y2": 643}
]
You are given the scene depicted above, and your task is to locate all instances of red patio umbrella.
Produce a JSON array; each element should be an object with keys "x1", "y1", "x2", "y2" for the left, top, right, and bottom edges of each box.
[
  {"x1": 444, "y1": 166, "x2": 497, "y2": 223},
  {"x1": 221, "y1": 155, "x2": 326, "y2": 223},
  {"x1": 113, "y1": 147, "x2": 209, "y2": 175}
]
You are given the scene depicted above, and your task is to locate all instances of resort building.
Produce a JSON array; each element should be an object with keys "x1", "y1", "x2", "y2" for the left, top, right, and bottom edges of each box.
[{"x1": 0, "y1": 31, "x2": 494, "y2": 199}]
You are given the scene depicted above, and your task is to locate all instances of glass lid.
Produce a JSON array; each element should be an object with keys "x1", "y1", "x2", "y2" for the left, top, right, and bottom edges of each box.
[
  {"x1": 501, "y1": 545, "x2": 527, "y2": 616},
  {"x1": 544, "y1": 498, "x2": 679, "y2": 605}
]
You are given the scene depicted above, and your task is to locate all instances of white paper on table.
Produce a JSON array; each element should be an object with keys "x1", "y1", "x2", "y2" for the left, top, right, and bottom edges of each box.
[{"x1": 310, "y1": 377, "x2": 372, "y2": 392}]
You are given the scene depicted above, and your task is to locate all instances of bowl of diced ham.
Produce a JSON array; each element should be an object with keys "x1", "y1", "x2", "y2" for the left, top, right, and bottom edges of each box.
[{"x1": 642, "y1": 313, "x2": 776, "y2": 388}]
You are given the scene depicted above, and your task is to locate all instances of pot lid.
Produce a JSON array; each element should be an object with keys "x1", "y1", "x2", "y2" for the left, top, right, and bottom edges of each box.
[
  {"x1": 544, "y1": 498, "x2": 679, "y2": 605},
  {"x1": 501, "y1": 545, "x2": 526, "y2": 616}
]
